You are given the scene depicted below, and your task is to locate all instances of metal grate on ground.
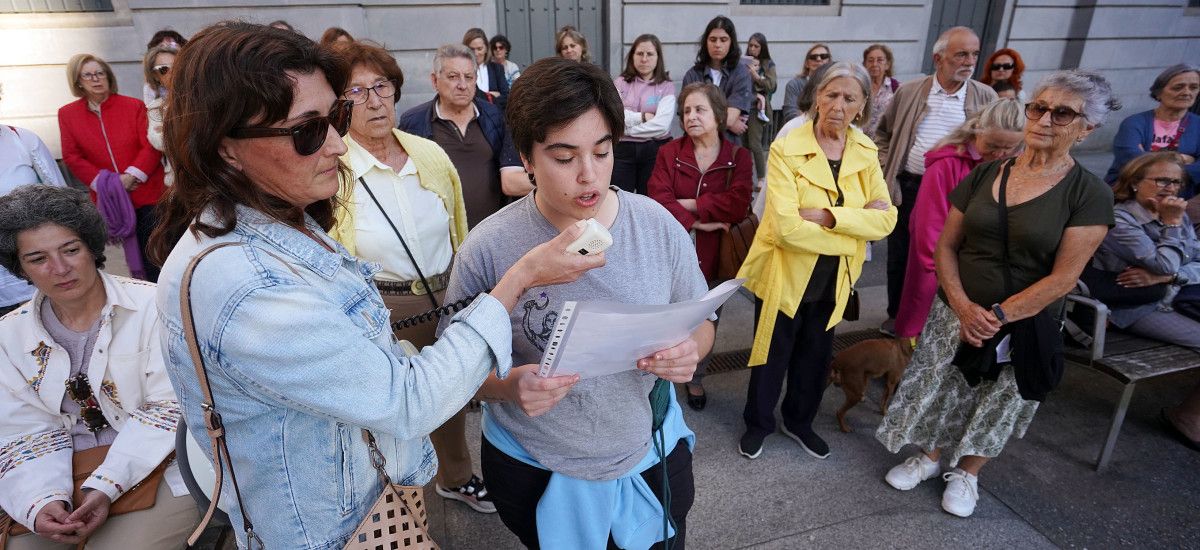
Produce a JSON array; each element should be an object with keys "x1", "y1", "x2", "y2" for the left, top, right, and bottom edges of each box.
[{"x1": 705, "y1": 329, "x2": 889, "y2": 375}]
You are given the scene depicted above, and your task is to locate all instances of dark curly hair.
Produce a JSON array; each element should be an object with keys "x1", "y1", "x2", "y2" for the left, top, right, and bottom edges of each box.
[
  {"x1": 505, "y1": 57, "x2": 623, "y2": 160},
  {"x1": 0, "y1": 185, "x2": 107, "y2": 281}
]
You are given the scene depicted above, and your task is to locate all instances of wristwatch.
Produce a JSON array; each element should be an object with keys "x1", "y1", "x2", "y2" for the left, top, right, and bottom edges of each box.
[{"x1": 991, "y1": 303, "x2": 1009, "y2": 325}]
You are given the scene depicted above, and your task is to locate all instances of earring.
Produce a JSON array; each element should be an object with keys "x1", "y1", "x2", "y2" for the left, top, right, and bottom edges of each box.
[
  {"x1": 1132, "y1": 186, "x2": 1139, "y2": 193},
  {"x1": 527, "y1": 172, "x2": 536, "y2": 186}
]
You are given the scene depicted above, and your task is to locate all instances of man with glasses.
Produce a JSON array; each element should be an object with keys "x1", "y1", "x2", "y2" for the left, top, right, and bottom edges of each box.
[
  {"x1": 399, "y1": 44, "x2": 530, "y2": 228},
  {"x1": 874, "y1": 26, "x2": 998, "y2": 336}
]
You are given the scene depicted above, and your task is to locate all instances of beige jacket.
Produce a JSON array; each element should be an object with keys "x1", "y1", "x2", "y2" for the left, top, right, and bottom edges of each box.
[{"x1": 874, "y1": 75, "x2": 998, "y2": 205}]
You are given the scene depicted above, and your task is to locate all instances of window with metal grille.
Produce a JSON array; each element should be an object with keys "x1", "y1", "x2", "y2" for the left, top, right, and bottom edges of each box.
[
  {"x1": 0, "y1": 0, "x2": 114, "y2": 14},
  {"x1": 740, "y1": 0, "x2": 830, "y2": 5}
]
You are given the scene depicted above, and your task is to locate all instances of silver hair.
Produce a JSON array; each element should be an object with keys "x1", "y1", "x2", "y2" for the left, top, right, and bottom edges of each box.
[
  {"x1": 1030, "y1": 69, "x2": 1122, "y2": 127},
  {"x1": 806, "y1": 61, "x2": 873, "y2": 126},
  {"x1": 1150, "y1": 63, "x2": 1200, "y2": 101},
  {"x1": 933, "y1": 98, "x2": 1025, "y2": 150},
  {"x1": 432, "y1": 43, "x2": 476, "y2": 75},
  {"x1": 0, "y1": 185, "x2": 107, "y2": 281},
  {"x1": 931, "y1": 26, "x2": 975, "y2": 56}
]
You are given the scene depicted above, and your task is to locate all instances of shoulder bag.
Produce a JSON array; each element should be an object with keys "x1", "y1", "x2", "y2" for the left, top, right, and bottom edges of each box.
[
  {"x1": 180, "y1": 243, "x2": 437, "y2": 550},
  {"x1": 717, "y1": 146, "x2": 760, "y2": 281}
]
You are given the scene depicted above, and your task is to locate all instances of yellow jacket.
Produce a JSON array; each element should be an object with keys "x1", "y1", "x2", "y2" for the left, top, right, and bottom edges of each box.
[
  {"x1": 738, "y1": 121, "x2": 898, "y2": 366},
  {"x1": 331, "y1": 129, "x2": 469, "y2": 255}
]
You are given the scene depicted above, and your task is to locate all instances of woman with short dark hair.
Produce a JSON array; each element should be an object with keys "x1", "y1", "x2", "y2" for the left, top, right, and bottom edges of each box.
[
  {"x1": 613, "y1": 33, "x2": 674, "y2": 194},
  {"x1": 1104, "y1": 64, "x2": 1200, "y2": 191},
  {"x1": 149, "y1": 22, "x2": 600, "y2": 548},
  {"x1": 682, "y1": 16, "x2": 754, "y2": 145},
  {"x1": 0, "y1": 185, "x2": 197, "y2": 550},
  {"x1": 489, "y1": 34, "x2": 521, "y2": 87},
  {"x1": 447, "y1": 57, "x2": 713, "y2": 548}
]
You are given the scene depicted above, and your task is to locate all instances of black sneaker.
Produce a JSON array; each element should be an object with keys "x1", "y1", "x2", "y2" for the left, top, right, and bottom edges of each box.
[
  {"x1": 738, "y1": 431, "x2": 765, "y2": 459},
  {"x1": 781, "y1": 425, "x2": 830, "y2": 459},
  {"x1": 435, "y1": 474, "x2": 496, "y2": 513}
]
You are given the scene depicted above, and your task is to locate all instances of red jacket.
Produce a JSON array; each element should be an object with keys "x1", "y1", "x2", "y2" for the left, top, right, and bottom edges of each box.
[
  {"x1": 58, "y1": 94, "x2": 164, "y2": 208},
  {"x1": 648, "y1": 135, "x2": 753, "y2": 281}
]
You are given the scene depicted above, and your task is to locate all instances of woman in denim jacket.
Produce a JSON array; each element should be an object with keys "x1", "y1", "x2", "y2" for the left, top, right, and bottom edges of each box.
[{"x1": 147, "y1": 23, "x2": 602, "y2": 549}]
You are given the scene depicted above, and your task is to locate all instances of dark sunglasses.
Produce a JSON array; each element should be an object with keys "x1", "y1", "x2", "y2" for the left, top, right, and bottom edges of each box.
[
  {"x1": 153, "y1": 64, "x2": 172, "y2": 76},
  {"x1": 229, "y1": 99, "x2": 353, "y2": 156},
  {"x1": 808, "y1": 53, "x2": 831, "y2": 61},
  {"x1": 1025, "y1": 102, "x2": 1083, "y2": 126},
  {"x1": 65, "y1": 374, "x2": 111, "y2": 433},
  {"x1": 991, "y1": 62, "x2": 1015, "y2": 71}
]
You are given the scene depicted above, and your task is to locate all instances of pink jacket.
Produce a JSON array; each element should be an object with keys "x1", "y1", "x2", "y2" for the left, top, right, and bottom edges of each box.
[{"x1": 894, "y1": 142, "x2": 982, "y2": 337}]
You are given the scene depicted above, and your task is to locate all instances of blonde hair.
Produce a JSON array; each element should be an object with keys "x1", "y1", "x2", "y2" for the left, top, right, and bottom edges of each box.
[
  {"x1": 142, "y1": 45, "x2": 177, "y2": 98},
  {"x1": 67, "y1": 53, "x2": 117, "y2": 98},
  {"x1": 556, "y1": 26, "x2": 590, "y2": 63},
  {"x1": 933, "y1": 98, "x2": 1025, "y2": 151}
]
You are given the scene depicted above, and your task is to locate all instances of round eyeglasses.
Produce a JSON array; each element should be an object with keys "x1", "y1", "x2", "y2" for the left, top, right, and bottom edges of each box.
[{"x1": 343, "y1": 79, "x2": 398, "y2": 105}]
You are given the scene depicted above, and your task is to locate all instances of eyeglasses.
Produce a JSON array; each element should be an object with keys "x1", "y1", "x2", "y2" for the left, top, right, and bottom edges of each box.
[
  {"x1": 1144, "y1": 176, "x2": 1185, "y2": 189},
  {"x1": 343, "y1": 79, "x2": 398, "y2": 105},
  {"x1": 229, "y1": 99, "x2": 353, "y2": 156},
  {"x1": 65, "y1": 374, "x2": 111, "y2": 433},
  {"x1": 1025, "y1": 102, "x2": 1083, "y2": 126},
  {"x1": 991, "y1": 63, "x2": 1015, "y2": 71},
  {"x1": 80, "y1": 70, "x2": 107, "y2": 81},
  {"x1": 152, "y1": 64, "x2": 172, "y2": 76},
  {"x1": 807, "y1": 53, "x2": 831, "y2": 61}
]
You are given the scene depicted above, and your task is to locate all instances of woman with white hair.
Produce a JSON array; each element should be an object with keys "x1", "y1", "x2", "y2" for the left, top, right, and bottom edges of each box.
[
  {"x1": 737, "y1": 61, "x2": 897, "y2": 461},
  {"x1": 894, "y1": 98, "x2": 1025, "y2": 339},
  {"x1": 877, "y1": 70, "x2": 1120, "y2": 518}
]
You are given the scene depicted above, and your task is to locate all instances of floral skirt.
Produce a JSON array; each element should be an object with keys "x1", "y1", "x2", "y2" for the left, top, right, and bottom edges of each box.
[{"x1": 875, "y1": 298, "x2": 1040, "y2": 466}]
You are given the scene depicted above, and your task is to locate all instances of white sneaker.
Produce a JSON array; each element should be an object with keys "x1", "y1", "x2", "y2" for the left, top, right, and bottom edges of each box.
[
  {"x1": 884, "y1": 454, "x2": 941, "y2": 490},
  {"x1": 941, "y1": 469, "x2": 979, "y2": 517}
]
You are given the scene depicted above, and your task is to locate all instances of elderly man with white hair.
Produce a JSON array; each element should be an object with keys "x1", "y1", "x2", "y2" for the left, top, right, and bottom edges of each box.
[{"x1": 874, "y1": 26, "x2": 998, "y2": 336}]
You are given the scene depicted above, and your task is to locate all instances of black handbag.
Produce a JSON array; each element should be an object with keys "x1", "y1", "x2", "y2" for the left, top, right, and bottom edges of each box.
[
  {"x1": 1079, "y1": 263, "x2": 1168, "y2": 307},
  {"x1": 1172, "y1": 283, "x2": 1200, "y2": 322}
]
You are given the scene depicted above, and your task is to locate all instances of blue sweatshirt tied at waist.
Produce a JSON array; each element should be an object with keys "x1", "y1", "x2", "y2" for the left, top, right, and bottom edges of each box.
[{"x1": 482, "y1": 383, "x2": 695, "y2": 550}]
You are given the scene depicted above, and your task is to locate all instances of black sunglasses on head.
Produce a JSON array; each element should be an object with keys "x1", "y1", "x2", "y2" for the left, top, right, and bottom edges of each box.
[
  {"x1": 229, "y1": 99, "x2": 353, "y2": 156},
  {"x1": 991, "y1": 62, "x2": 1015, "y2": 71}
]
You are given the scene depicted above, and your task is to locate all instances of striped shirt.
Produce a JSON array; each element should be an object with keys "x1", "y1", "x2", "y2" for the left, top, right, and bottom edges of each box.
[{"x1": 904, "y1": 78, "x2": 967, "y2": 175}]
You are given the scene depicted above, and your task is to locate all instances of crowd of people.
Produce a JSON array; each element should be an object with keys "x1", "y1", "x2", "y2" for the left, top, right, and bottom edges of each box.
[{"x1": 0, "y1": 14, "x2": 1198, "y2": 550}]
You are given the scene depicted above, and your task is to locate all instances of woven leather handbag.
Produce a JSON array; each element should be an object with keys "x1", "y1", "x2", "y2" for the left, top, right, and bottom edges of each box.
[
  {"x1": 716, "y1": 145, "x2": 759, "y2": 281},
  {"x1": 180, "y1": 243, "x2": 437, "y2": 550}
]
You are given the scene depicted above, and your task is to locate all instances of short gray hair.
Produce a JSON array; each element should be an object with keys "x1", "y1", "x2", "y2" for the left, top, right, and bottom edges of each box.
[
  {"x1": 433, "y1": 43, "x2": 475, "y2": 75},
  {"x1": 1030, "y1": 69, "x2": 1122, "y2": 127},
  {"x1": 0, "y1": 185, "x2": 107, "y2": 281},
  {"x1": 806, "y1": 61, "x2": 873, "y2": 127},
  {"x1": 931, "y1": 26, "x2": 975, "y2": 56},
  {"x1": 1150, "y1": 63, "x2": 1200, "y2": 102}
]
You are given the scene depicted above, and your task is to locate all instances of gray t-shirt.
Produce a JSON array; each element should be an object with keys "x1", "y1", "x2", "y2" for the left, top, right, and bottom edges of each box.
[{"x1": 441, "y1": 188, "x2": 707, "y2": 480}]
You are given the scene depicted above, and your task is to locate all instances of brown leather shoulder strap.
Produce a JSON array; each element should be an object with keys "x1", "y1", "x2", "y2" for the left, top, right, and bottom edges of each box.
[{"x1": 179, "y1": 242, "x2": 263, "y2": 549}]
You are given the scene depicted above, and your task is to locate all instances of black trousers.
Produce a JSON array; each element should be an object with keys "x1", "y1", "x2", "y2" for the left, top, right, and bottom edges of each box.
[
  {"x1": 885, "y1": 171, "x2": 922, "y2": 318},
  {"x1": 743, "y1": 297, "x2": 836, "y2": 437},
  {"x1": 135, "y1": 205, "x2": 161, "y2": 282},
  {"x1": 481, "y1": 436, "x2": 694, "y2": 550},
  {"x1": 613, "y1": 139, "x2": 667, "y2": 195}
]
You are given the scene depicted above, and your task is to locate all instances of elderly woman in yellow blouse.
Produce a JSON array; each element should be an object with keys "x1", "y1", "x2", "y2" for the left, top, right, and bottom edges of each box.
[
  {"x1": 329, "y1": 41, "x2": 495, "y2": 514},
  {"x1": 738, "y1": 61, "x2": 897, "y2": 461}
]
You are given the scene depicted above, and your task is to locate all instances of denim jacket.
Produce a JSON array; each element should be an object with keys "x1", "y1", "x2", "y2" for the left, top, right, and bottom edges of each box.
[{"x1": 156, "y1": 205, "x2": 512, "y2": 549}]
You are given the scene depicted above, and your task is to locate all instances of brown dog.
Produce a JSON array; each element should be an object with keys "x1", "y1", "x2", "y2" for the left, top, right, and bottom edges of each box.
[{"x1": 828, "y1": 337, "x2": 914, "y2": 433}]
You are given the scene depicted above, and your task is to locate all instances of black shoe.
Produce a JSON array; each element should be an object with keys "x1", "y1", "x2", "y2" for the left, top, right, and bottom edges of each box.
[
  {"x1": 1161, "y1": 408, "x2": 1200, "y2": 452},
  {"x1": 739, "y1": 431, "x2": 765, "y2": 459},
  {"x1": 685, "y1": 384, "x2": 707, "y2": 411},
  {"x1": 781, "y1": 425, "x2": 830, "y2": 459}
]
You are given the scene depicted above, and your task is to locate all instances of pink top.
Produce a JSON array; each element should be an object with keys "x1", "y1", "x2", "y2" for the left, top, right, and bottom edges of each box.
[
  {"x1": 1152, "y1": 118, "x2": 1181, "y2": 151},
  {"x1": 894, "y1": 142, "x2": 983, "y2": 337},
  {"x1": 614, "y1": 76, "x2": 675, "y2": 142}
]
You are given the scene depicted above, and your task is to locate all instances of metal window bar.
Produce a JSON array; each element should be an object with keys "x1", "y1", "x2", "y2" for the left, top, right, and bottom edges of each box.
[
  {"x1": 2, "y1": 0, "x2": 113, "y2": 13},
  {"x1": 740, "y1": 0, "x2": 829, "y2": 5}
]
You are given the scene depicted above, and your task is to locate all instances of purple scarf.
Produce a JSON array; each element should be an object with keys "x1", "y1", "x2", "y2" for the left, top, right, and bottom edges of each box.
[{"x1": 93, "y1": 170, "x2": 146, "y2": 279}]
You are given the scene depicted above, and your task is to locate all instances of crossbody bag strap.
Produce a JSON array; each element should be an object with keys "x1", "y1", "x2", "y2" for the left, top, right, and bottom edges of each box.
[
  {"x1": 358, "y1": 176, "x2": 439, "y2": 310},
  {"x1": 997, "y1": 159, "x2": 1016, "y2": 297},
  {"x1": 180, "y1": 242, "x2": 264, "y2": 549},
  {"x1": 1168, "y1": 115, "x2": 1190, "y2": 151}
]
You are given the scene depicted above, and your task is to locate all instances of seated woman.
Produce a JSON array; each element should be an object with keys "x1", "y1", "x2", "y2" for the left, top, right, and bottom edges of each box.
[
  {"x1": 0, "y1": 185, "x2": 197, "y2": 549},
  {"x1": 150, "y1": 23, "x2": 600, "y2": 548},
  {"x1": 329, "y1": 40, "x2": 494, "y2": 513},
  {"x1": 648, "y1": 82, "x2": 752, "y2": 410},
  {"x1": 442, "y1": 57, "x2": 713, "y2": 549},
  {"x1": 1091, "y1": 151, "x2": 1200, "y2": 347},
  {"x1": 1104, "y1": 64, "x2": 1200, "y2": 192},
  {"x1": 894, "y1": 98, "x2": 1024, "y2": 338}
]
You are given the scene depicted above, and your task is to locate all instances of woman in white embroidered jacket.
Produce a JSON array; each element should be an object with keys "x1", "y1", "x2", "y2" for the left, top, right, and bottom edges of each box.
[{"x1": 0, "y1": 185, "x2": 197, "y2": 549}]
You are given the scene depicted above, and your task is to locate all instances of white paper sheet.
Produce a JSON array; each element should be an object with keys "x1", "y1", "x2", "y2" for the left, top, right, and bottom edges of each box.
[{"x1": 537, "y1": 279, "x2": 745, "y2": 379}]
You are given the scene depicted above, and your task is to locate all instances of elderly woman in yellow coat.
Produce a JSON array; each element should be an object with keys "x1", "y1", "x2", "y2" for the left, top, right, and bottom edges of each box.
[{"x1": 737, "y1": 62, "x2": 897, "y2": 461}]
